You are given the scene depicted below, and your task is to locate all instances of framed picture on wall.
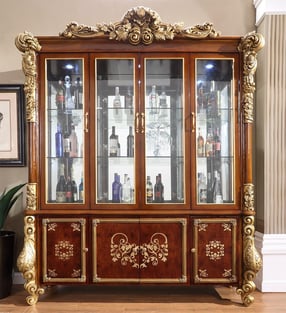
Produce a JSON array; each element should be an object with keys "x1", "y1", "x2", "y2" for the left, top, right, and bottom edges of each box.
[{"x1": 0, "y1": 85, "x2": 26, "y2": 166}]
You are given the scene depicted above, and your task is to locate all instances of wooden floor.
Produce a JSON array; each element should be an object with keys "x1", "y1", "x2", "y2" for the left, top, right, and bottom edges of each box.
[{"x1": 0, "y1": 285, "x2": 285, "y2": 312}]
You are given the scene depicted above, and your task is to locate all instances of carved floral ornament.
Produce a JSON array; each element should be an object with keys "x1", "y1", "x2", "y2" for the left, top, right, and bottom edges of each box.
[{"x1": 60, "y1": 6, "x2": 220, "y2": 45}]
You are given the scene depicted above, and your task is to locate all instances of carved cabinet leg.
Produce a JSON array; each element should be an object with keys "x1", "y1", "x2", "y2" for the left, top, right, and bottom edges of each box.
[{"x1": 17, "y1": 216, "x2": 45, "y2": 305}]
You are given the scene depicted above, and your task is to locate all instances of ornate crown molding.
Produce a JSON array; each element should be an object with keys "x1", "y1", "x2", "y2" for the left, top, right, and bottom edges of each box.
[
  {"x1": 60, "y1": 6, "x2": 220, "y2": 45},
  {"x1": 238, "y1": 32, "x2": 265, "y2": 123},
  {"x1": 15, "y1": 31, "x2": 41, "y2": 123}
]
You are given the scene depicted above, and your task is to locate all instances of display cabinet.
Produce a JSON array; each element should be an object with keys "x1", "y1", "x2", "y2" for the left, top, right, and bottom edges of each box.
[{"x1": 15, "y1": 6, "x2": 264, "y2": 306}]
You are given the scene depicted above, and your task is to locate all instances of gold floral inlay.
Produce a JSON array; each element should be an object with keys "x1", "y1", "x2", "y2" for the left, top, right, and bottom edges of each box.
[
  {"x1": 55, "y1": 240, "x2": 74, "y2": 261},
  {"x1": 206, "y1": 240, "x2": 224, "y2": 261},
  {"x1": 111, "y1": 232, "x2": 168, "y2": 268}
]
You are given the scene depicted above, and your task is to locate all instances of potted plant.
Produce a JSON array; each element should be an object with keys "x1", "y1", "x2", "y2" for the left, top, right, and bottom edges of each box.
[{"x1": 0, "y1": 183, "x2": 25, "y2": 299}]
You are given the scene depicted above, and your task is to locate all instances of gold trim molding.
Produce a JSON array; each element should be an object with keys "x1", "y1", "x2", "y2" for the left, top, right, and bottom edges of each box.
[
  {"x1": 238, "y1": 32, "x2": 265, "y2": 123},
  {"x1": 26, "y1": 183, "x2": 37, "y2": 211},
  {"x1": 15, "y1": 31, "x2": 41, "y2": 123},
  {"x1": 16, "y1": 216, "x2": 44, "y2": 305},
  {"x1": 60, "y1": 6, "x2": 220, "y2": 45}
]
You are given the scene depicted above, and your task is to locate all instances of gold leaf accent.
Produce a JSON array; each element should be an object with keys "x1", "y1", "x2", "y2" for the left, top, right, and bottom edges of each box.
[
  {"x1": 238, "y1": 32, "x2": 264, "y2": 123},
  {"x1": 198, "y1": 269, "x2": 208, "y2": 277},
  {"x1": 16, "y1": 216, "x2": 44, "y2": 305},
  {"x1": 26, "y1": 183, "x2": 37, "y2": 211},
  {"x1": 206, "y1": 240, "x2": 224, "y2": 261},
  {"x1": 55, "y1": 240, "x2": 74, "y2": 261},
  {"x1": 237, "y1": 215, "x2": 262, "y2": 306},
  {"x1": 110, "y1": 232, "x2": 168, "y2": 268},
  {"x1": 15, "y1": 32, "x2": 41, "y2": 123},
  {"x1": 243, "y1": 183, "x2": 255, "y2": 212},
  {"x1": 60, "y1": 6, "x2": 220, "y2": 45}
]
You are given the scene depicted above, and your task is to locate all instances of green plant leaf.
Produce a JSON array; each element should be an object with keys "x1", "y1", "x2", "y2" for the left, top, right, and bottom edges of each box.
[{"x1": 0, "y1": 183, "x2": 26, "y2": 230}]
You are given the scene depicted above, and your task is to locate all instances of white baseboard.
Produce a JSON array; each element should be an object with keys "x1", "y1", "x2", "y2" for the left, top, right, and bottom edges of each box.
[{"x1": 254, "y1": 232, "x2": 286, "y2": 292}]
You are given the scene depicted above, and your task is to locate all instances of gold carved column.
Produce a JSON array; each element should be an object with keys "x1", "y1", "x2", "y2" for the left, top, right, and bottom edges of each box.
[
  {"x1": 15, "y1": 32, "x2": 44, "y2": 305},
  {"x1": 236, "y1": 32, "x2": 264, "y2": 306}
]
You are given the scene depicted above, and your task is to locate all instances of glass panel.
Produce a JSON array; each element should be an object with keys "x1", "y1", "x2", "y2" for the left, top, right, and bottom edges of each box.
[
  {"x1": 45, "y1": 59, "x2": 85, "y2": 204},
  {"x1": 195, "y1": 59, "x2": 234, "y2": 204},
  {"x1": 145, "y1": 59, "x2": 184, "y2": 204},
  {"x1": 95, "y1": 59, "x2": 135, "y2": 204}
]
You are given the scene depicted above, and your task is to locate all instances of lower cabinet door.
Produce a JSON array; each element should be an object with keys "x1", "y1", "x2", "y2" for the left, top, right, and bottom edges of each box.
[
  {"x1": 92, "y1": 217, "x2": 188, "y2": 284},
  {"x1": 92, "y1": 218, "x2": 140, "y2": 283},
  {"x1": 41, "y1": 217, "x2": 87, "y2": 283},
  {"x1": 139, "y1": 218, "x2": 188, "y2": 283},
  {"x1": 192, "y1": 217, "x2": 239, "y2": 284}
]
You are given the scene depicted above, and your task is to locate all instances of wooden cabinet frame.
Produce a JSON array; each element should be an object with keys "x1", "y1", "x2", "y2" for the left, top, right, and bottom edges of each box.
[{"x1": 15, "y1": 6, "x2": 264, "y2": 306}]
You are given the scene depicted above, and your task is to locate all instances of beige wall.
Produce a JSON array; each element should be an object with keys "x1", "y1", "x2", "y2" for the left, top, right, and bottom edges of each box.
[{"x1": 0, "y1": 0, "x2": 255, "y2": 263}]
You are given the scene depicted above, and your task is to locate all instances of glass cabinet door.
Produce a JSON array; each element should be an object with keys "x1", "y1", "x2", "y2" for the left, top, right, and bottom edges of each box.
[
  {"x1": 195, "y1": 59, "x2": 235, "y2": 205},
  {"x1": 95, "y1": 58, "x2": 135, "y2": 204},
  {"x1": 144, "y1": 58, "x2": 185, "y2": 204},
  {"x1": 45, "y1": 58, "x2": 85, "y2": 204}
]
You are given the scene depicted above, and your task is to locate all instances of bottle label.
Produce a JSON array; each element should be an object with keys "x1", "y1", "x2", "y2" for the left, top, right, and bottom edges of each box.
[
  {"x1": 110, "y1": 138, "x2": 118, "y2": 155},
  {"x1": 56, "y1": 191, "x2": 66, "y2": 203}
]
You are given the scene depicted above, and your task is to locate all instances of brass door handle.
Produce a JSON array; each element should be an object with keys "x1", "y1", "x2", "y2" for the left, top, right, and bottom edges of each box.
[
  {"x1": 140, "y1": 112, "x2": 145, "y2": 133},
  {"x1": 135, "y1": 112, "x2": 140, "y2": 133},
  {"x1": 84, "y1": 112, "x2": 89, "y2": 132},
  {"x1": 191, "y1": 112, "x2": 195, "y2": 132}
]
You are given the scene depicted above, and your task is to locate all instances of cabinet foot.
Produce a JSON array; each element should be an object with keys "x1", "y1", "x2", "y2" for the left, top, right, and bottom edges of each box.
[{"x1": 17, "y1": 216, "x2": 45, "y2": 305}]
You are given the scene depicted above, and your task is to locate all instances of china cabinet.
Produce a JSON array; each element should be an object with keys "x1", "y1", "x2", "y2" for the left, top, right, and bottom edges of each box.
[{"x1": 15, "y1": 7, "x2": 264, "y2": 306}]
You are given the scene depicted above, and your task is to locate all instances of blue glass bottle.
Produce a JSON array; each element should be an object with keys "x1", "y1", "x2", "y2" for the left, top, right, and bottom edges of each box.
[
  {"x1": 55, "y1": 124, "x2": 63, "y2": 157},
  {"x1": 112, "y1": 173, "x2": 122, "y2": 203}
]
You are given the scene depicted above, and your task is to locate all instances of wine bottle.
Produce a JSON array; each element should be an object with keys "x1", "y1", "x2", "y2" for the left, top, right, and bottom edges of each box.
[
  {"x1": 197, "y1": 128, "x2": 205, "y2": 157},
  {"x1": 78, "y1": 176, "x2": 84, "y2": 202},
  {"x1": 69, "y1": 124, "x2": 78, "y2": 157},
  {"x1": 113, "y1": 86, "x2": 121, "y2": 114},
  {"x1": 198, "y1": 174, "x2": 207, "y2": 203},
  {"x1": 125, "y1": 86, "x2": 133, "y2": 114},
  {"x1": 64, "y1": 75, "x2": 75, "y2": 110},
  {"x1": 56, "y1": 80, "x2": 65, "y2": 111},
  {"x1": 159, "y1": 89, "x2": 168, "y2": 118},
  {"x1": 213, "y1": 128, "x2": 221, "y2": 157},
  {"x1": 154, "y1": 173, "x2": 164, "y2": 202},
  {"x1": 214, "y1": 171, "x2": 223, "y2": 203},
  {"x1": 146, "y1": 176, "x2": 153, "y2": 203},
  {"x1": 63, "y1": 129, "x2": 70, "y2": 158},
  {"x1": 55, "y1": 124, "x2": 63, "y2": 157},
  {"x1": 149, "y1": 85, "x2": 158, "y2": 114},
  {"x1": 205, "y1": 132, "x2": 213, "y2": 157},
  {"x1": 109, "y1": 126, "x2": 118, "y2": 157},
  {"x1": 127, "y1": 126, "x2": 134, "y2": 157},
  {"x1": 56, "y1": 166, "x2": 66, "y2": 203},
  {"x1": 65, "y1": 176, "x2": 73, "y2": 202},
  {"x1": 74, "y1": 77, "x2": 83, "y2": 109},
  {"x1": 72, "y1": 178, "x2": 78, "y2": 202},
  {"x1": 121, "y1": 174, "x2": 132, "y2": 203},
  {"x1": 112, "y1": 173, "x2": 122, "y2": 203}
]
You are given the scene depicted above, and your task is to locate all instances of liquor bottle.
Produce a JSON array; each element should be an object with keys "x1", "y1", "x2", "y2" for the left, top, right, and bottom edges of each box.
[
  {"x1": 64, "y1": 75, "x2": 75, "y2": 110},
  {"x1": 205, "y1": 132, "x2": 213, "y2": 157},
  {"x1": 198, "y1": 174, "x2": 207, "y2": 203},
  {"x1": 127, "y1": 126, "x2": 134, "y2": 157},
  {"x1": 56, "y1": 80, "x2": 65, "y2": 111},
  {"x1": 109, "y1": 126, "x2": 118, "y2": 157},
  {"x1": 154, "y1": 173, "x2": 164, "y2": 202},
  {"x1": 74, "y1": 77, "x2": 83, "y2": 109},
  {"x1": 65, "y1": 176, "x2": 73, "y2": 202},
  {"x1": 113, "y1": 86, "x2": 121, "y2": 114},
  {"x1": 197, "y1": 84, "x2": 205, "y2": 113},
  {"x1": 69, "y1": 124, "x2": 78, "y2": 157},
  {"x1": 63, "y1": 128, "x2": 71, "y2": 158},
  {"x1": 56, "y1": 166, "x2": 66, "y2": 203},
  {"x1": 213, "y1": 128, "x2": 221, "y2": 157},
  {"x1": 78, "y1": 176, "x2": 84, "y2": 202},
  {"x1": 72, "y1": 178, "x2": 78, "y2": 202},
  {"x1": 146, "y1": 176, "x2": 153, "y2": 203},
  {"x1": 55, "y1": 124, "x2": 63, "y2": 157},
  {"x1": 197, "y1": 128, "x2": 205, "y2": 157},
  {"x1": 121, "y1": 174, "x2": 132, "y2": 203},
  {"x1": 213, "y1": 171, "x2": 223, "y2": 203},
  {"x1": 159, "y1": 89, "x2": 168, "y2": 118},
  {"x1": 149, "y1": 85, "x2": 159, "y2": 114},
  {"x1": 112, "y1": 173, "x2": 122, "y2": 203},
  {"x1": 207, "y1": 80, "x2": 217, "y2": 116},
  {"x1": 125, "y1": 86, "x2": 133, "y2": 114},
  {"x1": 206, "y1": 172, "x2": 213, "y2": 203}
]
